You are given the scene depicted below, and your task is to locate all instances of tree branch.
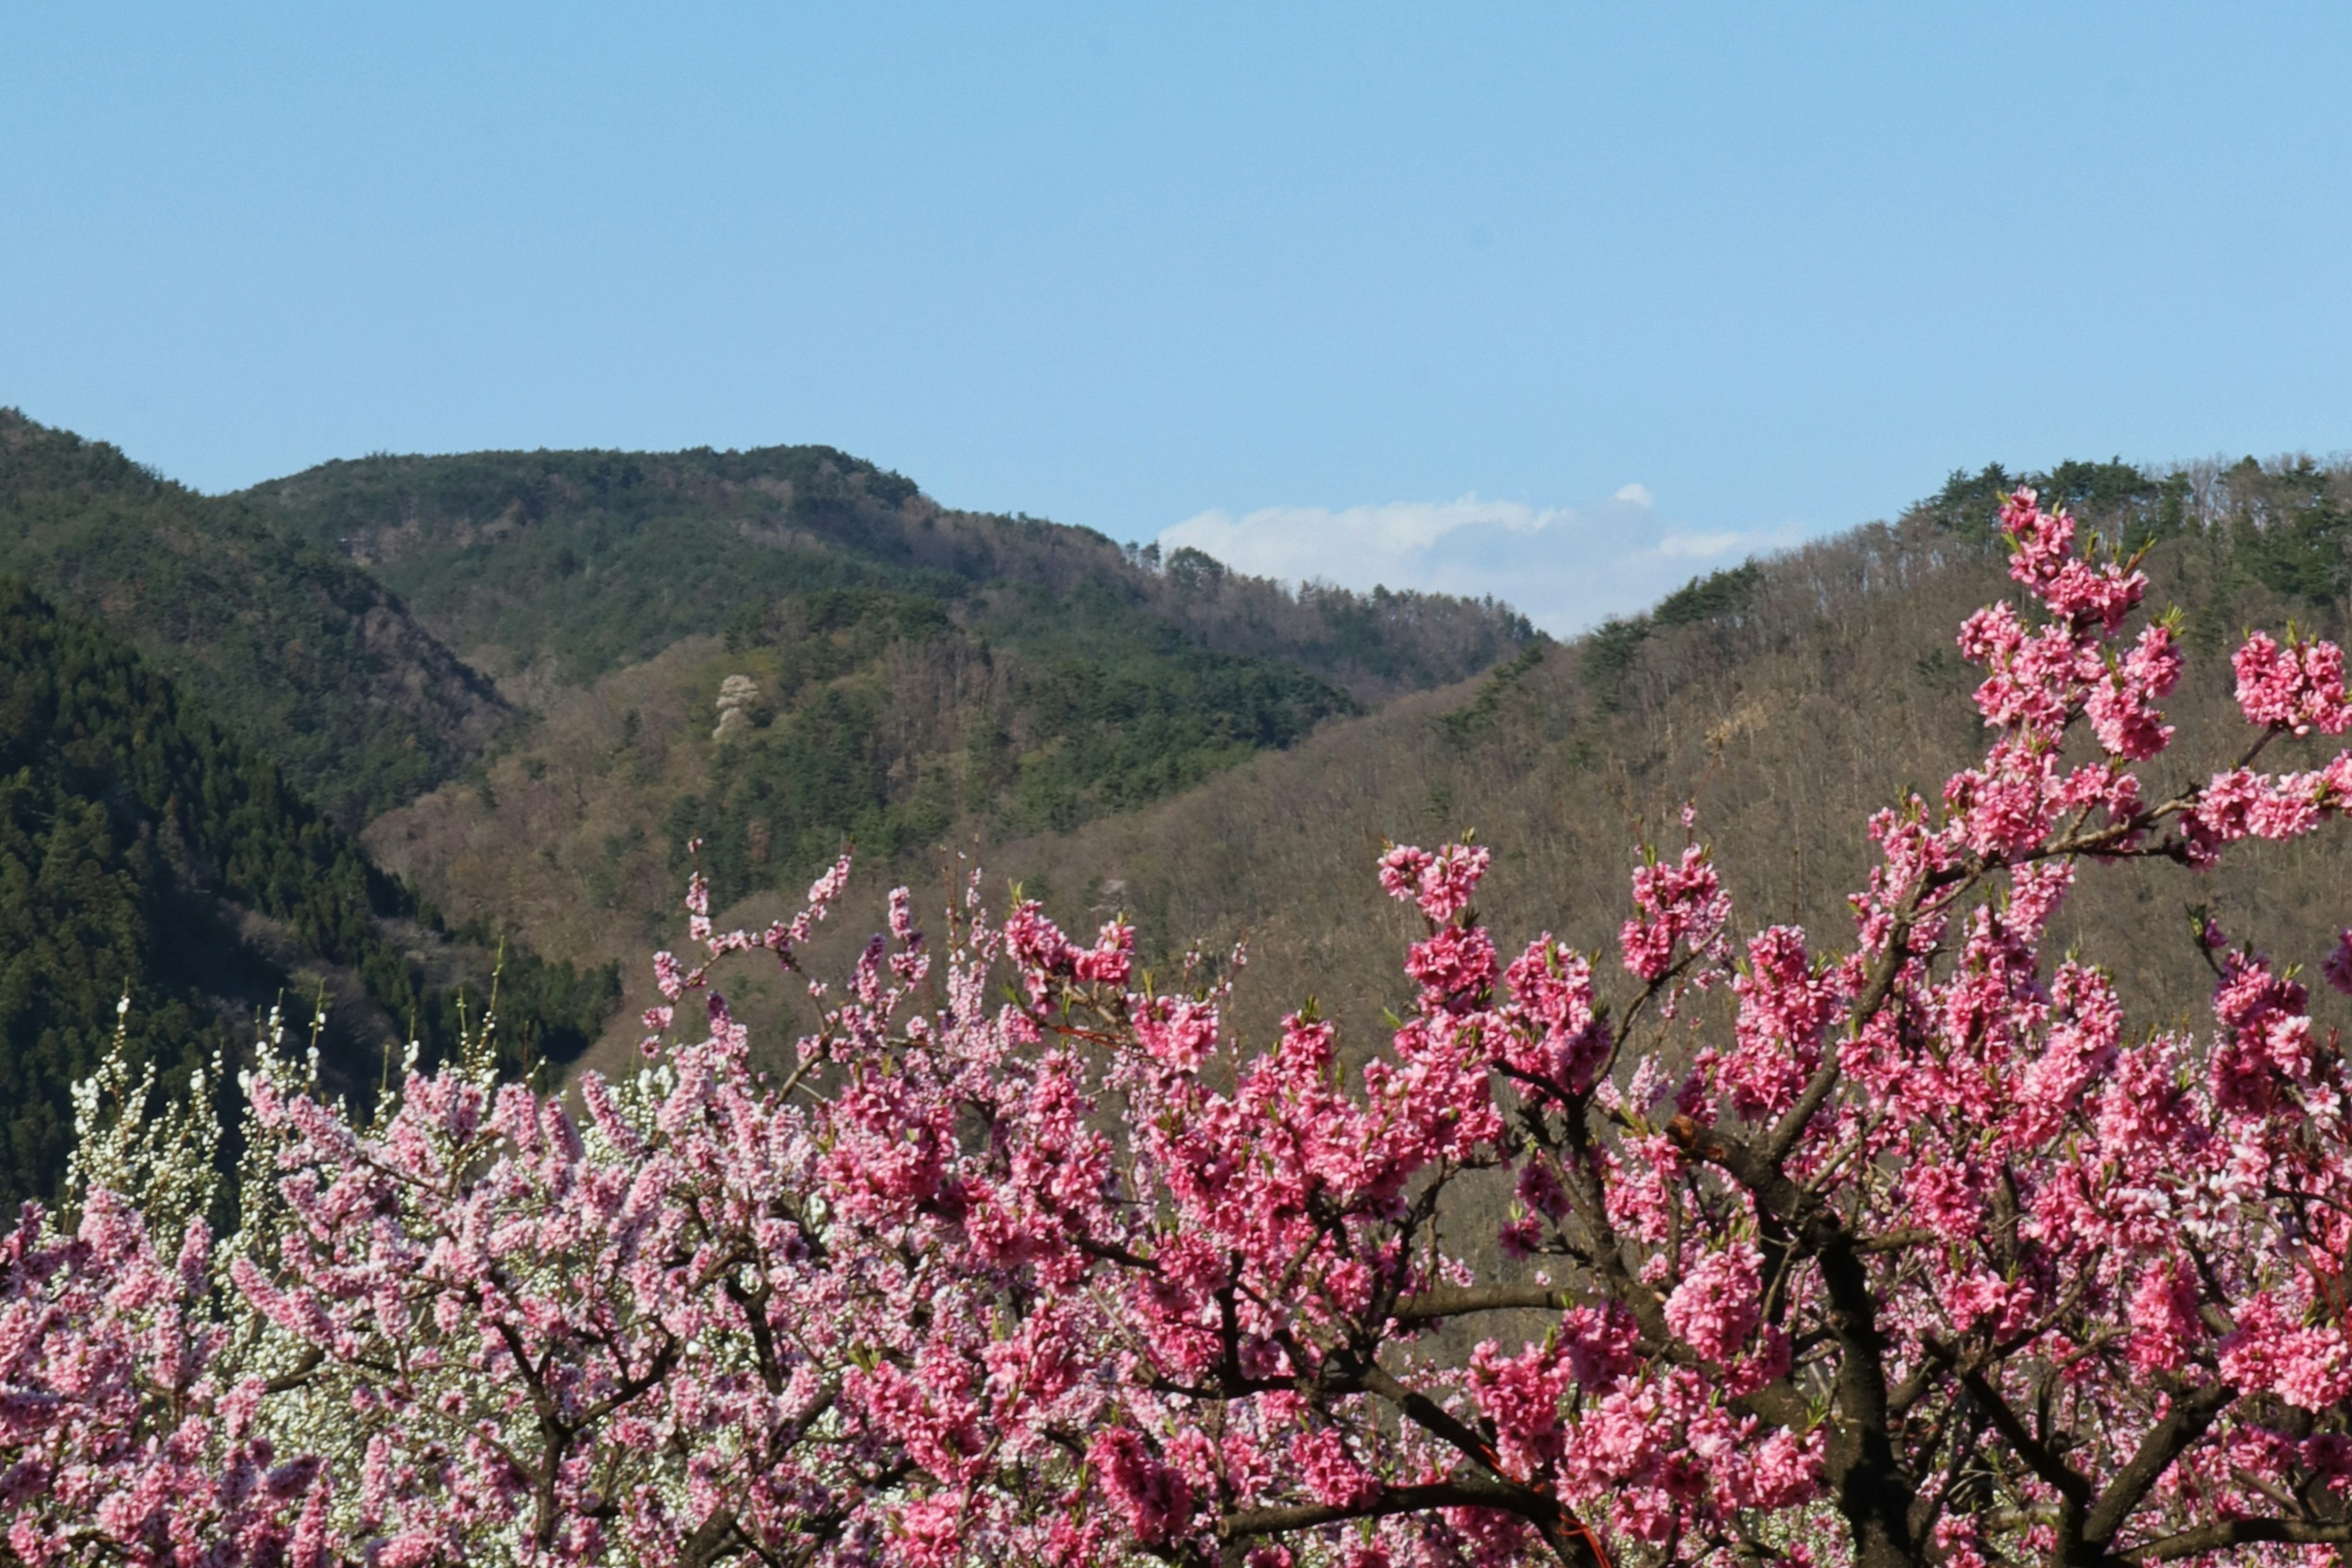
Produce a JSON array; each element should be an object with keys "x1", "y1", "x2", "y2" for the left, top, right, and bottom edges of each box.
[
  {"x1": 677, "y1": 1507, "x2": 740, "y2": 1568},
  {"x1": 1669, "y1": 1113, "x2": 1920, "y2": 1568},
  {"x1": 2120, "y1": 1517, "x2": 2352, "y2": 1563},
  {"x1": 2082, "y1": 1380, "x2": 2237, "y2": 1550},
  {"x1": 1218, "y1": 1479, "x2": 1562, "y2": 1540},
  {"x1": 1390, "y1": 1284, "x2": 1583, "y2": 1326},
  {"x1": 1353, "y1": 1361, "x2": 1608, "y2": 1568},
  {"x1": 1958, "y1": 1368, "x2": 2091, "y2": 1507}
]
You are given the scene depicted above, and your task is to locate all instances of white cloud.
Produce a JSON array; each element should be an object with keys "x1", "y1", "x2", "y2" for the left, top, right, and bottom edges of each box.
[
  {"x1": 1159, "y1": 487, "x2": 1786, "y2": 635},
  {"x1": 1656, "y1": 530, "x2": 1745, "y2": 557}
]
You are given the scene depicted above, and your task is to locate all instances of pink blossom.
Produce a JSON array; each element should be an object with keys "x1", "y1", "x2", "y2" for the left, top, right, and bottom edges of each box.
[
  {"x1": 1620, "y1": 843, "x2": 1730, "y2": 982},
  {"x1": 2222, "y1": 1295, "x2": 2352, "y2": 1411},
  {"x1": 1090, "y1": 1429, "x2": 1193, "y2": 1545},
  {"x1": 1722, "y1": 926, "x2": 1839, "y2": 1117},
  {"x1": 1904, "y1": 1163, "x2": 1980, "y2": 1245},
  {"x1": 1289, "y1": 1427, "x2": 1377, "y2": 1509},
  {"x1": 2127, "y1": 1262, "x2": 2202, "y2": 1373},
  {"x1": 1663, "y1": 1245, "x2": 1763, "y2": 1362},
  {"x1": 2085, "y1": 622, "x2": 2180, "y2": 760},
  {"x1": 2236, "y1": 630, "x2": 2352, "y2": 736}
]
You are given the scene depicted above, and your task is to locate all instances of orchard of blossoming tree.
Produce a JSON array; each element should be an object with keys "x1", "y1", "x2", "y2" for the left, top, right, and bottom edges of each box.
[{"x1": 12, "y1": 486, "x2": 2352, "y2": 1566}]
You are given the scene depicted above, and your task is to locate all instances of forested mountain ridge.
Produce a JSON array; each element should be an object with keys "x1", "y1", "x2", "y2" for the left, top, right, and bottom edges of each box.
[
  {"x1": 0, "y1": 410, "x2": 508, "y2": 822},
  {"x1": 0, "y1": 578, "x2": 615, "y2": 1210},
  {"x1": 236, "y1": 441, "x2": 1536, "y2": 979},
  {"x1": 237, "y1": 442, "x2": 1532, "y2": 699}
]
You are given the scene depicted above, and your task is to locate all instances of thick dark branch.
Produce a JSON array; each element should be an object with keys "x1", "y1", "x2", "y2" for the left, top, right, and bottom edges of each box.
[
  {"x1": 1888, "y1": 1339, "x2": 1953, "y2": 1418},
  {"x1": 2082, "y1": 1381, "x2": 2237, "y2": 1548},
  {"x1": 1356, "y1": 1361, "x2": 1511, "y2": 1478},
  {"x1": 262, "y1": 1345, "x2": 326, "y2": 1395},
  {"x1": 2120, "y1": 1517, "x2": 2352, "y2": 1563},
  {"x1": 575, "y1": 1335, "x2": 680, "y2": 1428},
  {"x1": 1671, "y1": 1113, "x2": 1919, "y2": 1567},
  {"x1": 1219, "y1": 1479, "x2": 1558, "y2": 1540},
  {"x1": 1076, "y1": 1234, "x2": 1161, "y2": 1272},
  {"x1": 677, "y1": 1507, "x2": 741, "y2": 1568},
  {"x1": 1855, "y1": 1229, "x2": 1936, "y2": 1255},
  {"x1": 725, "y1": 1275, "x2": 785, "y2": 1395},
  {"x1": 1816, "y1": 1233, "x2": 1920, "y2": 1568},
  {"x1": 1958, "y1": 1369, "x2": 2092, "y2": 1507},
  {"x1": 1668, "y1": 1116, "x2": 1817, "y2": 1246},
  {"x1": 1354, "y1": 1362, "x2": 1607, "y2": 1568},
  {"x1": 763, "y1": 1383, "x2": 839, "y2": 1462},
  {"x1": 1766, "y1": 1044, "x2": 1852, "y2": 1168},
  {"x1": 1391, "y1": 1284, "x2": 1582, "y2": 1325}
]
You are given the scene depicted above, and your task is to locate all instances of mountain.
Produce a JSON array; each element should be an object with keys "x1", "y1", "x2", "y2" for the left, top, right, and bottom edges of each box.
[
  {"x1": 677, "y1": 452, "x2": 2352, "y2": 1081},
  {"x1": 0, "y1": 411, "x2": 1543, "y2": 1121},
  {"x1": 0, "y1": 578, "x2": 614, "y2": 1210},
  {"x1": 235, "y1": 443, "x2": 1537, "y2": 988},
  {"x1": 236, "y1": 443, "x2": 1529, "y2": 699},
  {"x1": 0, "y1": 411, "x2": 507, "y2": 823}
]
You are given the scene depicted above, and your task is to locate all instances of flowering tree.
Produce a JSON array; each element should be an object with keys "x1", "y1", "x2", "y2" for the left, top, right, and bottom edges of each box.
[
  {"x1": 12, "y1": 486, "x2": 2352, "y2": 1567},
  {"x1": 0, "y1": 1189, "x2": 334, "y2": 1565},
  {"x1": 853, "y1": 489, "x2": 2352, "y2": 1568}
]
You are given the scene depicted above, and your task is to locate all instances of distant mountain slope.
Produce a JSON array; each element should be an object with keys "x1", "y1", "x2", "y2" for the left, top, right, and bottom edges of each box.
[
  {"x1": 0, "y1": 411, "x2": 507, "y2": 821},
  {"x1": 0, "y1": 579, "x2": 614, "y2": 1209},
  {"x1": 950, "y1": 452, "x2": 2352, "y2": 1054},
  {"x1": 244, "y1": 442, "x2": 1537, "y2": 987},
  {"x1": 360, "y1": 587, "x2": 1366, "y2": 983},
  {"x1": 237, "y1": 443, "x2": 1531, "y2": 700}
]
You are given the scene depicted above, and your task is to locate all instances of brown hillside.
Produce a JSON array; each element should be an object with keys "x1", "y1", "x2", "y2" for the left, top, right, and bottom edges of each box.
[
  {"x1": 655, "y1": 458, "x2": 2352, "y2": 1083},
  {"x1": 361, "y1": 635, "x2": 729, "y2": 973},
  {"x1": 977, "y1": 473, "x2": 2352, "y2": 1058}
]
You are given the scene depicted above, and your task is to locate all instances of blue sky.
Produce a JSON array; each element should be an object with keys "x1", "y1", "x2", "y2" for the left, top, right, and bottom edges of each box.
[{"x1": 6, "y1": 5, "x2": 2350, "y2": 630}]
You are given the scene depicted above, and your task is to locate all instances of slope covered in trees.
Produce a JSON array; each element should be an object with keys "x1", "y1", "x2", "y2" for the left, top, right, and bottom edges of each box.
[
  {"x1": 238, "y1": 442, "x2": 1530, "y2": 699},
  {"x1": 873, "y1": 452, "x2": 2352, "y2": 1051},
  {"x1": 247, "y1": 442, "x2": 1534, "y2": 981},
  {"x1": 0, "y1": 411, "x2": 507, "y2": 822},
  {"x1": 0, "y1": 410, "x2": 1545, "y2": 1096},
  {"x1": 356, "y1": 579, "x2": 1374, "y2": 975},
  {"x1": 0, "y1": 579, "x2": 615, "y2": 1210}
]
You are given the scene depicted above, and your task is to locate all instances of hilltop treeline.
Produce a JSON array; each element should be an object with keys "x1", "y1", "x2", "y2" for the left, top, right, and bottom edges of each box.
[{"x1": 239, "y1": 443, "x2": 1532, "y2": 701}]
